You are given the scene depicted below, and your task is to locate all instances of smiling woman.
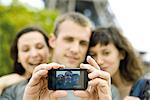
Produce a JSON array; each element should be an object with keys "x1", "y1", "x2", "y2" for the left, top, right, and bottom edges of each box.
[
  {"x1": 0, "y1": 26, "x2": 51, "y2": 96},
  {"x1": 16, "y1": 29, "x2": 50, "y2": 77},
  {"x1": 10, "y1": 26, "x2": 51, "y2": 77}
]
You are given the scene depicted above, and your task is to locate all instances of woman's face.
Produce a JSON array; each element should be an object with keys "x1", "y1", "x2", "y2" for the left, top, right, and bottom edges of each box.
[
  {"x1": 17, "y1": 31, "x2": 50, "y2": 75},
  {"x1": 89, "y1": 43, "x2": 124, "y2": 76}
]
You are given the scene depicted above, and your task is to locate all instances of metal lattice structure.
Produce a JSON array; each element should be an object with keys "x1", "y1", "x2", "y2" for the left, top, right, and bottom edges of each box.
[{"x1": 43, "y1": 0, "x2": 120, "y2": 27}]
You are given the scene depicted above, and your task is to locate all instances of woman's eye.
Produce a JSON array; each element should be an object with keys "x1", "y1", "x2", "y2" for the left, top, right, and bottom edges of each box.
[
  {"x1": 103, "y1": 51, "x2": 110, "y2": 55},
  {"x1": 22, "y1": 47, "x2": 29, "y2": 52},
  {"x1": 36, "y1": 44, "x2": 44, "y2": 49}
]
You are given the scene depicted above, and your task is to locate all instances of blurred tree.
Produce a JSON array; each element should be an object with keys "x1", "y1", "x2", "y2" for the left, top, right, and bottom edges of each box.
[{"x1": 0, "y1": 3, "x2": 59, "y2": 76}]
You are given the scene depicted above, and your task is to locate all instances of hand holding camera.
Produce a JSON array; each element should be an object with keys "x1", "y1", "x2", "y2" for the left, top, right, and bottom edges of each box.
[{"x1": 24, "y1": 56, "x2": 111, "y2": 100}]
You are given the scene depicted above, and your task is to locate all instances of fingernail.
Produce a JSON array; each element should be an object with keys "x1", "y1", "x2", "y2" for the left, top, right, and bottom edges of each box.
[
  {"x1": 80, "y1": 63, "x2": 84, "y2": 68},
  {"x1": 87, "y1": 55, "x2": 91, "y2": 58},
  {"x1": 88, "y1": 81, "x2": 92, "y2": 86},
  {"x1": 87, "y1": 56, "x2": 91, "y2": 60}
]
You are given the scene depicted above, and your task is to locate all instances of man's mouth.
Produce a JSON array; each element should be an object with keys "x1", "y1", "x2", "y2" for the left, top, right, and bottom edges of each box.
[
  {"x1": 67, "y1": 56, "x2": 78, "y2": 60},
  {"x1": 65, "y1": 57, "x2": 78, "y2": 64}
]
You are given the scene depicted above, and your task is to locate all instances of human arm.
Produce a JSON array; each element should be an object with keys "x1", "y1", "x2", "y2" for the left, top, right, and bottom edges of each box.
[{"x1": 0, "y1": 73, "x2": 25, "y2": 95}]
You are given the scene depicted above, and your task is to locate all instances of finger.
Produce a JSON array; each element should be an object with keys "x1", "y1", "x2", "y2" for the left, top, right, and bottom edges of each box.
[
  {"x1": 80, "y1": 63, "x2": 110, "y2": 84},
  {"x1": 46, "y1": 63, "x2": 65, "y2": 70},
  {"x1": 51, "y1": 90, "x2": 67, "y2": 97},
  {"x1": 33, "y1": 63, "x2": 65, "y2": 74},
  {"x1": 88, "y1": 70, "x2": 111, "y2": 86},
  {"x1": 28, "y1": 69, "x2": 48, "y2": 86},
  {"x1": 73, "y1": 90, "x2": 90, "y2": 98},
  {"x1": 88, "y1": 70, "x2": 110, "y2": 80},
  {"x1": 88, "y1": 78, "x2": 111, "y2": 94},
  {"x1": 80, "y1": 63, "x2": 96, "y2": 72},
  {"x1": 89, "y1": 78, "x2": 108, "y2": 87},
  {"x1": 33, "y1": 64, "x2": 49, "y2": 73},
  {"x1": 86, "y1": 56, "x2": 100, "y2": 70},
  {"x1": 90, "y1": 78, "x2": 111, "y2": 95}
]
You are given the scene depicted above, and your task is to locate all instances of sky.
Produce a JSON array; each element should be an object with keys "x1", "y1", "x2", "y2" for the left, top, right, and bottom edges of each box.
[
  {"x1": 108, "y1": 0, "x2": 150, "y2": 61},
  {"x1": 109, "y1": 0, "x2": 150, "y2": 52},
  {"x1": 0, "y1": 0, "x2": 150, "y2": 61},
  {"x1": 0, "y1": 0, "x2": 44, "y2": 9}
]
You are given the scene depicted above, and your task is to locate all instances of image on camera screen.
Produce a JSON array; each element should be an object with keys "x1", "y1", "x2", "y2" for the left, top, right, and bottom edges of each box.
[{"x1": 56, "y1": 70, "x2": 84, "y2": 89}]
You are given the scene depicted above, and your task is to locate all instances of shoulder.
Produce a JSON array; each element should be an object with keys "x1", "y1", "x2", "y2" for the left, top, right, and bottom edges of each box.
[
  {"x1": 0, "y1": 73, "x2": 22, "y2": 80},
  {"x1": 130, "y1": 79, "x2": 150, "y2": 99},
  {"x1": 111, "y1": 84, "x2": 120, "y2": 100},
  {"x1": 0, "y1": 73, "x2": 25, "y2": 87},
  {"x1": 3, "y1": 79, "x2": 28, "y2": 92},
  {"x1": 0, "y1": 80, "x2": 28, "y2": 100}
]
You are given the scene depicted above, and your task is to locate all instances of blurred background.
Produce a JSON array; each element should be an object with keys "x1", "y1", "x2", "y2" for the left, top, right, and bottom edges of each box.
[{"x1": 0, "y1": 0, "x2": 150, "y2": 76}]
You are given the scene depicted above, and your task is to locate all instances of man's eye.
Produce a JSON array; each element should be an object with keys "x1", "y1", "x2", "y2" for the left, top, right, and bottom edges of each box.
[
  {"x1": 64, "y1": 37, "x2": 73, "y2": 42},
  {"x1": 80, "y1": 41, "x2": 88, "y2": 46}
]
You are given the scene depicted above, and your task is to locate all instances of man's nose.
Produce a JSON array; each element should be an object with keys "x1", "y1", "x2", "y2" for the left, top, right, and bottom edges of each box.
[{"x1": 70, "y1": 42, "x2": 80, "y2": 53}]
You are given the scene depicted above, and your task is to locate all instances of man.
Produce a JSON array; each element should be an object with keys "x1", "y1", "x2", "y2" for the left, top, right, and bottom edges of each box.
[
  {"x1": 23, "y1": 12, "x2": 111, "y2": 100},
  {"x1": 48, "y1": 12, "x2": 93, "y2": 99},
  {"x1": 47, "y1": 12, "x2": 92, "y2": 99}
]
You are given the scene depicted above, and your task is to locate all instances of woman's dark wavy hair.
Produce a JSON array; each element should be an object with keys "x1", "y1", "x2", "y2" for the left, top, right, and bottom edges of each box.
[
  {"x1": 88, "y1": 26, "x2": 143, "y2": 83},
  {"x1": 10, "y1": 27, "x2": 50, "y2": 75}
]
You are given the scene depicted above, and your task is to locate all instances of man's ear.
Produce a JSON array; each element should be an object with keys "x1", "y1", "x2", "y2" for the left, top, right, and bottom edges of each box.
[{"x1": 49, "y1": 34, "x2": 56, "y2": 48}]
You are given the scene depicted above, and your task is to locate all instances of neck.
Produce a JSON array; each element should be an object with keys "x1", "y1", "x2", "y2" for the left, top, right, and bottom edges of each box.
[
  {"x1": 112, "y1": 71, "x2": 133, "y2": 100},
  {"x1": 23, "y1": 72, "x2": 32, "y2": 79}
]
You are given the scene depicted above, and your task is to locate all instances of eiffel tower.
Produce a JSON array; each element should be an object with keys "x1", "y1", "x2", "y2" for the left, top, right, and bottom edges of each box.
[{"x1": 43, "y1": 0, "x2": 120, "y2": 28}]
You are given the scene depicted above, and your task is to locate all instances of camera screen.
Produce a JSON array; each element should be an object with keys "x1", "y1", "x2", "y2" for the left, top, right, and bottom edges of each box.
[
  {"x1": 48, "y1": 69, "x2": 88, "y2": 90},
  {"x1": 56, "y1": 70, "x2": 84, "y2": 89}
]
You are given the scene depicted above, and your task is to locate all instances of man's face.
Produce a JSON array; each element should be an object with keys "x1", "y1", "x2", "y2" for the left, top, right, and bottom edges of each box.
[{"x1": 50, "y1": 20, "x2": 91, "y2": 68}]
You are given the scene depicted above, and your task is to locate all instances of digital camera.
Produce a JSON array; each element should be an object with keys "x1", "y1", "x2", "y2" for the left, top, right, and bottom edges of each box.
[{"x1": 48, "y1": 68, "x2": 88, "y2": 90}]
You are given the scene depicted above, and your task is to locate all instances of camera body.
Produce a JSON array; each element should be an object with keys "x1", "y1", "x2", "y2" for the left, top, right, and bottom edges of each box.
[{"x1": 48, "y1": 68, "x2": 88, "y2": 90}]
